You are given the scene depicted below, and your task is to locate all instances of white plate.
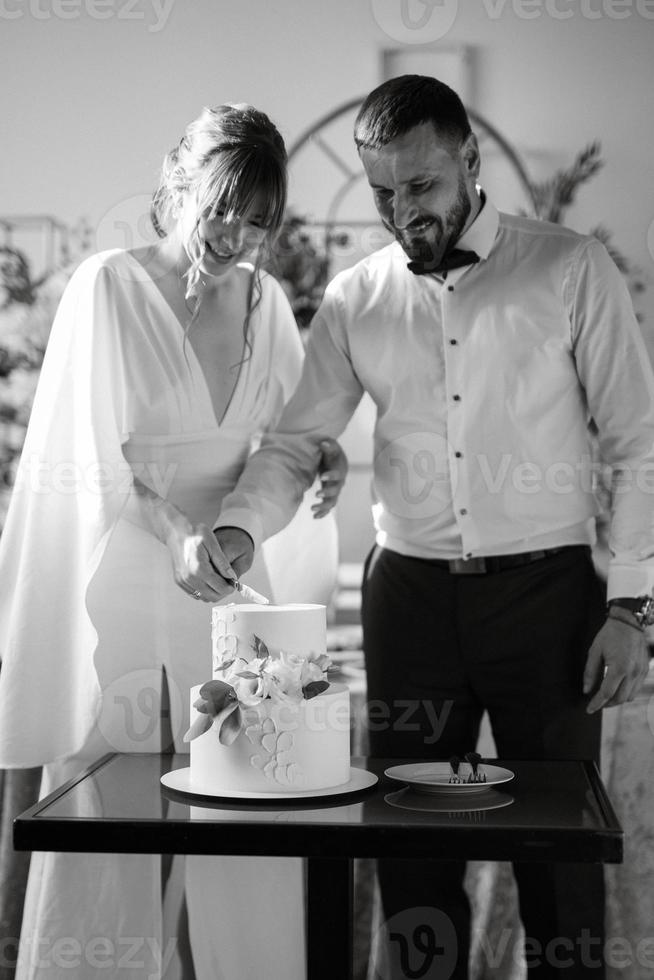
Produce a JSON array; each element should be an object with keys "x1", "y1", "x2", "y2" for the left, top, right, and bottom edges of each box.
[
  {"x1": 384, "y1": 762, "x2": 514, "y2": 796},
  {"x1": 385, "y1": 788, "x2": 514, "y2": 814},
  {"x1": 160, "y1": 766, "x2": 378, "y2": 801}
]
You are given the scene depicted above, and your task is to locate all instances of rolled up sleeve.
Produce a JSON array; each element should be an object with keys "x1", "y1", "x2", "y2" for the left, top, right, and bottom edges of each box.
[{"x1": 570, "y1": 237, "x2": 654, "y2": 598}]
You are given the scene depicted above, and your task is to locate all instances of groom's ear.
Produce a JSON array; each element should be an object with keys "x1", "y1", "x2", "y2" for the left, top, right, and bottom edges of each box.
[{"x1": 461, "y1": 133, "x2": 481, "y2": 180}]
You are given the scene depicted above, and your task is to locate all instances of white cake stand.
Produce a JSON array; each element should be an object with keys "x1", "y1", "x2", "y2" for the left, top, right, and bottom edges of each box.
[{"x1": 160, "y1": 765, "x2": 378, "y2": 801}]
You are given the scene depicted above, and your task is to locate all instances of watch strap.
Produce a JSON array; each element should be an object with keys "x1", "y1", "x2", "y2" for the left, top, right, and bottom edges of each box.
[
  {"x1": 607, "y1": 596, "x2": 654, "y2": 628},
  {"x1": 608, "y1": 598, "x2": 644, "y2": 615}
]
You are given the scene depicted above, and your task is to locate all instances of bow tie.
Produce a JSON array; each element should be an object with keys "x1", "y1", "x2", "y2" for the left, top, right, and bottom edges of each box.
[{"x1": 408, "y1": 248, "x2": 480, "y2": 279}]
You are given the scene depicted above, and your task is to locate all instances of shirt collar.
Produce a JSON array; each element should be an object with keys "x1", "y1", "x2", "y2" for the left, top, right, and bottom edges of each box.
[{"x1": 456, "y1": 188, "x2": 499, "y2": 261}]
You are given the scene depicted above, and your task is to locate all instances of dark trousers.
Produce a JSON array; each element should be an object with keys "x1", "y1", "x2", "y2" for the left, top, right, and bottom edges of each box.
[{"x1": 361, "y1": 544, "x2": 607, "y2": 980}]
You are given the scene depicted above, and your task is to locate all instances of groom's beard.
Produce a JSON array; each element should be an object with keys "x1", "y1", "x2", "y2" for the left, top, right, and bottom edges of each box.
[{"x1": 383, "y1": 174, "x2": 472, "y2": 267}]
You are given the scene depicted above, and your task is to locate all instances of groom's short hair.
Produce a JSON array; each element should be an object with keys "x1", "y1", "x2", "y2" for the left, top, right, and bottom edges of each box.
[{"x1": 354, "y1": 74, "x2": 472, "y2": 153}]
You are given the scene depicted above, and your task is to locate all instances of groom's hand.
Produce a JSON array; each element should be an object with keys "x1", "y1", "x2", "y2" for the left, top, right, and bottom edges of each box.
[
  {"x1": 313, "y1": 437, "x2": 348, "y2": 518},
  {"x1": 214, "y1": 526, "x2": 255, "y2": 580}
]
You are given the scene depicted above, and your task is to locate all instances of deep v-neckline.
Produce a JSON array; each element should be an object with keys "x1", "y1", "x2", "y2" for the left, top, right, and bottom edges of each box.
[{"x1": 125, "y1": 251, "x2": 252, "y2": 429}]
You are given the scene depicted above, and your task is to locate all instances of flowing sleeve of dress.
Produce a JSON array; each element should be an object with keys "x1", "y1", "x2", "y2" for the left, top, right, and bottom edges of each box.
[
  {"x1": 255, "y1": 274, "x2": 339, "y2": 607},
  {"x1": 0, "y1": 253, "x2": 131, "y2": 768}
]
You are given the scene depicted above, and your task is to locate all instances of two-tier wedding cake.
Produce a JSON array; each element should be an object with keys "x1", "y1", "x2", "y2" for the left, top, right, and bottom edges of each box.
[{"x1": 184, "y1": 603, "x2": 351, "y2": 795}]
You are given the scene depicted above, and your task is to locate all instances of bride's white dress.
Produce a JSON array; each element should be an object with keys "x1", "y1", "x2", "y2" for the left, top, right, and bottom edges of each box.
[{"x1": 0, "y1": 250, "x2": 338, "y2": 980}]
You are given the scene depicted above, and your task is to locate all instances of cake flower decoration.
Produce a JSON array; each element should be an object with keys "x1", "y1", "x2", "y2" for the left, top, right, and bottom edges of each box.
[
  {"x1": 184, "y1": 636, "x2": 332, "y2": 746},
  {"x1": 183, "y1": 679, "x2": 243, "y2": 746}
]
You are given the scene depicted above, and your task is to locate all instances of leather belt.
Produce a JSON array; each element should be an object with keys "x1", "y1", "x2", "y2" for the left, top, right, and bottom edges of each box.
[{"x1": 429, "y1": 546, "x2": 585, "y2": 575}]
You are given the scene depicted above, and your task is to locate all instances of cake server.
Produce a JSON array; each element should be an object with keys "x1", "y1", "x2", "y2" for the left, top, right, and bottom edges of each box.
[{"x1": 229, "y1": 578, "x2": 270, "y2": 605}]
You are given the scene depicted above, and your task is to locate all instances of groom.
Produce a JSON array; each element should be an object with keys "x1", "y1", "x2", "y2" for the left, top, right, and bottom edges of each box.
[{"x1": 211, "y1": 75, "x2": 654, "y2": 978}]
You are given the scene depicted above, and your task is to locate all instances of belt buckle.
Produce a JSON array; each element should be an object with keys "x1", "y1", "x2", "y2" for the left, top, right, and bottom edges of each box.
[{"x1": 448, "y1": 557, "x2": 487, "y2": 575}]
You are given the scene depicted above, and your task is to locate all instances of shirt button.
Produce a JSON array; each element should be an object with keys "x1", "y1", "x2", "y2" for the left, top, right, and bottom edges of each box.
[
  {"x1": 453, "y1": 394, "x2": 461, "y2": 402},
  {"x1": 465, "y1": 552, "x2": 472, "y2": 559},
  {"x1": 447, "y1": 285, "x2": 454, "y2": 292},
  {"x1": 449, "y1": 339, "x2": 458, "y2": 346},
  {"x1": 460, "y1": 508, "x2": 468, "y2": 516},
  {"x1": 455, "y1": 451, "x2": 463, "y2": 458}
]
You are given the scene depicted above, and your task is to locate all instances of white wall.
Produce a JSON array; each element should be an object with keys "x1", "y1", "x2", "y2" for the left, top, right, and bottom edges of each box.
[{"x1": 2, "y1": 0, "x2": 653, "y2": 562}]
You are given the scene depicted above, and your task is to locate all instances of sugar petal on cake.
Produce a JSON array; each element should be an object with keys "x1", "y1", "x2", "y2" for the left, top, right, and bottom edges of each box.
[
  {"x1": 183, "y1": 713, "x2": 213, "y2": 743},
  {"x1": 261, "y1": 732, "x2": 277, "y2": 754},
  {"x1": 199, "y1": 679, "x2": 237, "y2": 709},
  {"x1": 302, "y1": 680, "x2": 329, "y2": 700},
  {"x1": 252, "y1": 634, "x2": 270, "y2": 659},
  {"x1": 276, "y1": 732, "x2": 293, "y2": 752},
  {"x1": 245, "y1": 724, "x2": 264, "y2": 746},
  {"x1": 212, "y1": 703, "x2": 241, "y2": 746}
]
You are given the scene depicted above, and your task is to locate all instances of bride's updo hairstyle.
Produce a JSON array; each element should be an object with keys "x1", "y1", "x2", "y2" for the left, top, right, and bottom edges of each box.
[{"x1": 151, "y1": 104, "x2": 288, "y2": 307}]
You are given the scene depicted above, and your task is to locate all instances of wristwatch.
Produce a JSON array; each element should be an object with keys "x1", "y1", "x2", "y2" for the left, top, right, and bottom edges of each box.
[{"x1": 607, "y1": 595, "x2": 654, "y2": 628}]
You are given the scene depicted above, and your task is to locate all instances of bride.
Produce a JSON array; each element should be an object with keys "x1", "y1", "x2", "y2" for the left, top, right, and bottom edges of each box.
[{"x1": 0, "y1": 103, "x2": 345, "y2": 979}]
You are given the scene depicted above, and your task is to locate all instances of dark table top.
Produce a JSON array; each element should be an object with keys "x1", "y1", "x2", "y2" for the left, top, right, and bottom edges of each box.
[{"x1": 14, "y1": 754, "x2": 623, "y2": 863}]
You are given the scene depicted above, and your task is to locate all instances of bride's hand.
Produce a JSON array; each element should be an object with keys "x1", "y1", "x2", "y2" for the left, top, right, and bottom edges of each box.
[
  {"x1": 312, "y1": 437, "x2": 349, "y2": 518},
  {"x1": 163, "y1": 511, "x2": 239, "y2": 602},
  {"x1": 133, "y1": 476, "x2": 237, "y2": 602}
]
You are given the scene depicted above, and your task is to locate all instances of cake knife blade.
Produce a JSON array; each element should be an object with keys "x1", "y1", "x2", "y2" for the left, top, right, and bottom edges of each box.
[{"x1": 230, "y1": 578, "x2": 270, "y2": 605}]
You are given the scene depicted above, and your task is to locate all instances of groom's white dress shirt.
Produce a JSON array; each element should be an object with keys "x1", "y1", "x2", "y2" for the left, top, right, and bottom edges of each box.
[{"x1": 219, "y1": 197, "x2": 654, "y2": 599}]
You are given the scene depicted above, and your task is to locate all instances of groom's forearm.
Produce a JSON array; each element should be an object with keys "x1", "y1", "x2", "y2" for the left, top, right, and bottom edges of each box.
[
  {"x1": 216, "y1": 434, "x2": 321, "y2": 549},
  {"x1": 217, "y1": 299, "x2": 364, "y2": 548}
]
